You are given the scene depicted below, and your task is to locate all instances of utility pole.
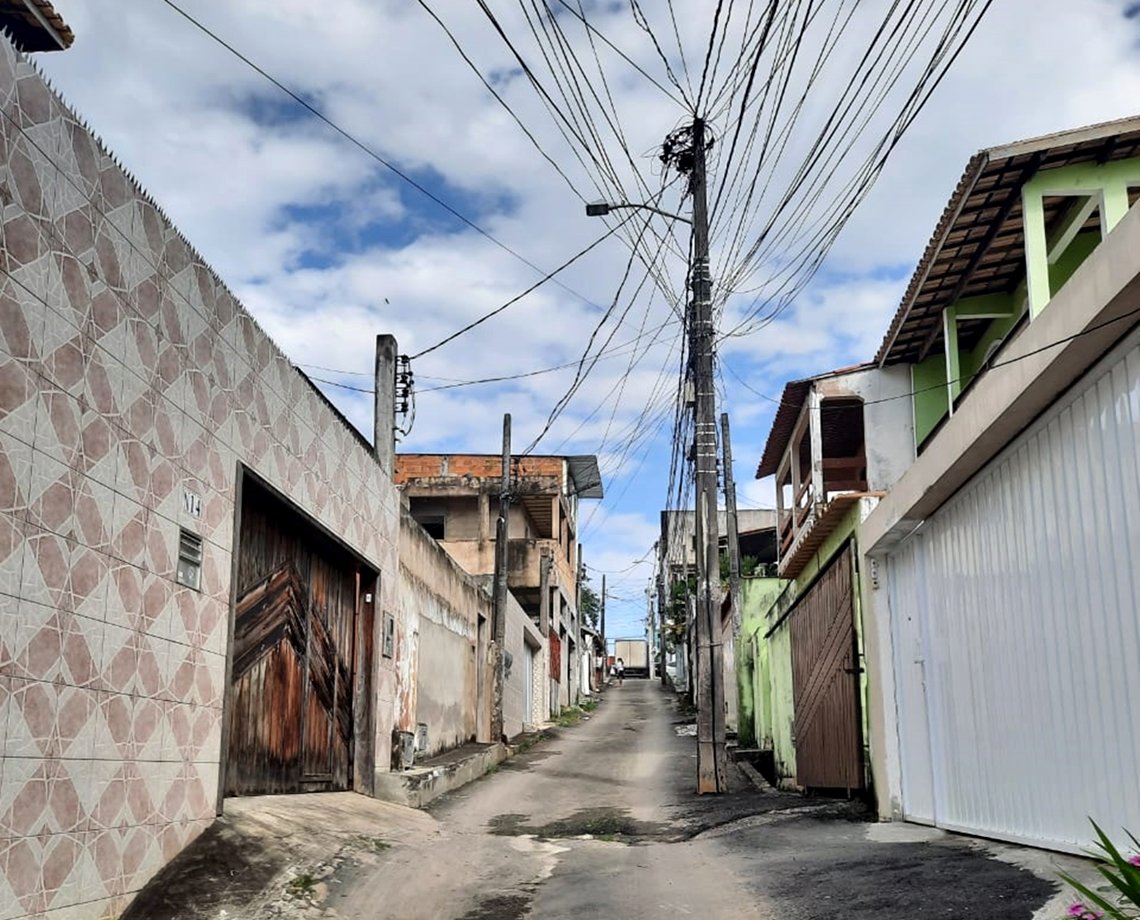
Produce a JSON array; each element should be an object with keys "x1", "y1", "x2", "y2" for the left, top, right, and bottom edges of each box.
[
  {"x1": 490, "y1": 413, "x2": 511, "y2": 743},
  {"x1": 721, "y1": 412, "x2": 742, "y2": 734},
  {"x1": 600, "y1": 574, "x2": 606, "y2": 659},
  {"x1": 657, "y1": 539, "x2": 668, "y2": 687},
  {"x1": 688, "y1": 118, "x2": 729, "y2": 793}
]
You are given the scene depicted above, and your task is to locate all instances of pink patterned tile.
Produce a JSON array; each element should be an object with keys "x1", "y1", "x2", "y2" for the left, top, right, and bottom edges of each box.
[
  {"x1": 0, "y1": 275, "x2": 44, "y2": 365},
  {"x1": 147, "y1": 451, "x2": 179, "y2": 524},
  {"x1": 21, "y1": 526, "x2": 72, "y2": 613},
  {"x1": 25, "y1": 450, "x2": 74, "y2": 540},
  {"x1": 0, "y1": 352, "x2": 39, "y2": 446},
  {"x1": 7, "y1": 598, "x2": 62, "y2": 682},
  {"x1": 108, "y1": 495, "x2": 147, "y2": 568},
  {"x1": 195, "y1": 596, "x2": 228, "y2": 658},
  {"x1": 71, "y1": 474, "x2": 113, "y2": 558},
  {"x1": 1, "y1": 832, "x2": 49, "y2": 915},
  {"x1": 0, "y1": 509, "x2": 26, "y2": 601},
  {"x1": 150, "y1": 395, "x2": 181, "y2": 463},
  {"x1": 77, "y1": 405, "x2": 117, "y2": 489},
  {"x1": 36, "y1": 323, "x2": 85, "y2": 402},
  {"x1": 90, "y1": 692, "x2": 130, "y2": 764},
  {"x1": 95, "y1": 622, "x2": 134, "y2": 693},
  {"x1": 164, "y1": 704, "x2": 220, "y2": 764},
  {"x1": 69, "y1": 547, "x2": 110, "y2": 625},
  {"x1": 142, "y1": 517, "x2": 175, "y2": 584},
  {"x1": 121, "y1": 762, "x2": 157, "y2": 828},
  {"x1": 5, "y1": 679, "x2": 97, "y2": 760},
  {"x1": 132, "y1": 633, "x2": 169, "y2": 702},
  {"x1": 57, "y1": 610, "x2": 102, "y2": 690}
]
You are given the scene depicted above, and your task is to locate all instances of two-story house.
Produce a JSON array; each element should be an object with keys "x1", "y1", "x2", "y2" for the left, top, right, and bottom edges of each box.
[
  {"x1": 750, "y1": 115, "x2": 1140, "y2": 854},
  {"x1": 741, "y1": 362, "x2": 914, "y2": 793},
  {"x1": 394, "y1": 454, "x2": 602, "y2": 714},
  {"x1": 858, "y1": 116, "x2": 1140, "y2": 854}
]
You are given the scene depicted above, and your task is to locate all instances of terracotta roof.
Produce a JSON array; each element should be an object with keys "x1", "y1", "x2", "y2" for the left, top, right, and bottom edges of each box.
[
  {"x1": 753, "y1": 362, "x2": 873, "y2": 479},
  {"x1": 875, "y1": 115, "x2": 1140, "y2": 367},
  {"x1": 0, "y1": 0, "x2": 74, "y2": 50}
]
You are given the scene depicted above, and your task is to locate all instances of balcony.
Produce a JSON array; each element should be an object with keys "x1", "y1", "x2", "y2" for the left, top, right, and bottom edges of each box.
[{"x1": 776, "y1": 396, "x2": 881, "y2": 578}]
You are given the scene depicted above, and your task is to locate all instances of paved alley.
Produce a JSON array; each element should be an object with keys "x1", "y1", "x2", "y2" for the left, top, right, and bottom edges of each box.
[{"x1": 127, "y1": 681, "x2": 1087, "y2": 920}]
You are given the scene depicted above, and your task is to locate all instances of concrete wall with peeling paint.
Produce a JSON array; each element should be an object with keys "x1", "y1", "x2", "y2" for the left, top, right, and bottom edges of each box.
[{"x1": 397, "y1": 509, "x2": 485, "y2": 757}]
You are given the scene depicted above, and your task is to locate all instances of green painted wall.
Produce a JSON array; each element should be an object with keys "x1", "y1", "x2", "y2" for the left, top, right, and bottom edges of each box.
[
  {"x1": 1048, "y1": 229, "x2": 1100, "y2": 294},
  {"x1": 737, "y1": 577, "x2": 790, "y2": 762},
  {"x1": 912, "y1": 355, "x2": 948, "y2": 447},
  {"x1": 735, "y1": 501, "x2": 875, "y2": 789}
]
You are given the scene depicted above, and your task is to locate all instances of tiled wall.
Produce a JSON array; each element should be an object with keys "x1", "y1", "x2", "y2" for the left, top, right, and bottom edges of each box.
[{"x1": 0, "y1": 38, "x2": 399, "y2": 920}]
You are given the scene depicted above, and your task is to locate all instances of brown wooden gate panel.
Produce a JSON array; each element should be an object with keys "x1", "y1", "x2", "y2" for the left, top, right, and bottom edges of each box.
[
  {"x1": 789, "y1": 545, "x2": 864, "y2": 790},
  {"x1": 226, "y1": 480, "x2": 365, "y2": 796}
]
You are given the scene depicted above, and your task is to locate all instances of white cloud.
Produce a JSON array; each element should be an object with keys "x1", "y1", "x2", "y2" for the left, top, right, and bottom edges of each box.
[{"x1": 37, "y1": 0, "x2": 1140, "y2": 580}]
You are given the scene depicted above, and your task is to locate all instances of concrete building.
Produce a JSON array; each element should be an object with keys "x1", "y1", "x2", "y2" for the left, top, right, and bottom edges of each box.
[
  {"x1": 735, "y1": 363, "x2": 914, "y2": 792},
  {"x1": 393, "y1": 454, "x2": 603, "y2": 715},
  {"x1": 859, "y1": 116, "x2": 1140, "y2": 853},
  {"x1": 0, "y1": 15, "x2": 417, "y2": 918},
  {"x1": 747, "y1": 116, "x2": 1140, "y2": 854}
]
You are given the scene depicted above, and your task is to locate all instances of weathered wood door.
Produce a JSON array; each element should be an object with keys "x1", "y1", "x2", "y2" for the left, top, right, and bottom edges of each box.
[
  {"x1": 226, "y1": 480, "x2": 365, "y2": 796},
  {"x1": 789, "y1": 545, "x2": 864, "y2": 791}
]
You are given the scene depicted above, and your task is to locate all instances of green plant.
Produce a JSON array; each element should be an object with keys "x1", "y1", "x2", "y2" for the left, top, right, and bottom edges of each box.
[
  {"x1": 287, "y1": 873, "x2": 315, "y2": 895},
  {"x1": 1060, "y1": 821, "x2": 1140, "y2": 919},
  {"x1": 580, "y1": 699, "x2": 598, "y2": 713},
  {"x1": 555, "y1": 706, "x2": 583, "y2": 727},
  {"x1": 359, "y1": 836, "x2": 390, "y2": 853}
]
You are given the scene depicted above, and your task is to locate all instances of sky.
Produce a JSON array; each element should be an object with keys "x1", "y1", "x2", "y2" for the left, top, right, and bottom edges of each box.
[{"x1": 35, "y1": 0, "x2": 1140, "y2": 639}]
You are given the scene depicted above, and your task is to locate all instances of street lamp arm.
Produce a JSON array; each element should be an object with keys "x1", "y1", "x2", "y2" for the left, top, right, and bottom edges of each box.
[{"x1": 585, "y1": 201, "x2": 692, "y2": 224}]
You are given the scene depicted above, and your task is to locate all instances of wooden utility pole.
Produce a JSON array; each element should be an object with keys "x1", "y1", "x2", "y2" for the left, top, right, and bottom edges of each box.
[
  {"x1": 689, "y1": 118, "x2": 729, "y2": 792},
  {"x1": 490, "y1": 413, "x2": 511, "y2": 742},
  {"x1": 721, "y1": 412, "x2": 742, "y2": 733}
]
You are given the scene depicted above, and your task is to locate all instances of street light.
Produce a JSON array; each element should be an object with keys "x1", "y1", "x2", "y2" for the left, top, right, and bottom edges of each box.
[{"x1": 585, "y1": 200, "x2": 692, "y2": 224}]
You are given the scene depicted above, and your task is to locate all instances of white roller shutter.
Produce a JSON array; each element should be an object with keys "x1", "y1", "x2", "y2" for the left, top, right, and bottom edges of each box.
[{"x1": 887, "y1": 328, "x2": 1140, "y2": 852}]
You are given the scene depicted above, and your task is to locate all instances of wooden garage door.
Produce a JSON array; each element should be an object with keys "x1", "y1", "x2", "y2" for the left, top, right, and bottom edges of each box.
[
  {"x1": 790, "y1": 545, "x2": 863, "y2": 791},
  {"x1": 226, "y1": 479, "x2": 369, "y2": 796}
]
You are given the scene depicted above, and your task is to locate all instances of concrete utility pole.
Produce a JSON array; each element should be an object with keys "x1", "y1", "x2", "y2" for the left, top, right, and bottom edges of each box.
[
  {"x1": 657, "y1": 538, "x2": 668, "y2": 687},
  {"x1": 600, "y1": 574, "x2": 606, "y2": 657},
  {"x1": 689, "y1": 118, "x2": 729, "y2": 793},
  {"x1": 721, "y1": 412, "x2": 742, "y2": 734},
  {"x1": 490, "y1": 413, "x2": 511, "y2": 743},
  {"x1": 373, "y1": 334, "x2": 399, "y2": 472}
]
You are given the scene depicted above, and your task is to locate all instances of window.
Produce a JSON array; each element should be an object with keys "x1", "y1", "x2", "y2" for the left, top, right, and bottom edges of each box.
[
  {"x1": 177, "y1": 529, "x2": 203, "y2": 591},
  {"x1": 419, "y1": 516, "x2": 445, "y2": 539}
]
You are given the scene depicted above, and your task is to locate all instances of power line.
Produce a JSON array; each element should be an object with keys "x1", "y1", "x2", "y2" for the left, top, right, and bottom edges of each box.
[
  {"x1": 157, "y1": 0, "x2": 635, "y2": 325},
  {"x1": 410, "y1": 216, "x2": 632, "y2": 359},
  {"x1": 719, "y1": 299, "x2": 1140, "y2": 420}
]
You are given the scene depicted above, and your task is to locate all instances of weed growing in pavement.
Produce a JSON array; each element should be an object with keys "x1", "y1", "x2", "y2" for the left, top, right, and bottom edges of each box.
[
  {"x1": 358, "y1": 836, "x2": 390, "y2": 853},
  {"x1": 1060, "y1": 821, "x2": 1140, "y2": 919},
  {"x1": 555, "y1": 707, "x2": 583, "y2": 727},
  {"x1": 580, "y1": 699, "x2": 599, "y2": 713},
  {"x1": 286, "y1": 873, "x2": 315, "y2": 896}
]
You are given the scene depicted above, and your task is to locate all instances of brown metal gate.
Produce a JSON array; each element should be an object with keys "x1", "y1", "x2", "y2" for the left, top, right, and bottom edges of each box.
[
  {"x1": 789, "y1": 544, "x2": 863, "y2": 790},
  {"x1": 226, "y1": 478, "x2": 372, "y2": 796}
]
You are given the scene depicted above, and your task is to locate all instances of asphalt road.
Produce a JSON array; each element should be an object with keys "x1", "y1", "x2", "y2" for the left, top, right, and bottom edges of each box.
[
  {"x1": 128, "y1": 680, "x2": 1084, "y2": 919},
  {"x1": 327, "y1": 680, "x2": 1067, "y2": 920}
]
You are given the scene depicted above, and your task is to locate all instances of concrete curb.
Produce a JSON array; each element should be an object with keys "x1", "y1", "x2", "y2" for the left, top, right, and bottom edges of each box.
[{"x1": 373, "y1": 742, "x2": 510, "y2": 808}]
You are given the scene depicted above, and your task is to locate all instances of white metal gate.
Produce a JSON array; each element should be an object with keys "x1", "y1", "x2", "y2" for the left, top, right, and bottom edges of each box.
[{"x1": 887, "y1": 330, "x2": 1140, "y2": 852}]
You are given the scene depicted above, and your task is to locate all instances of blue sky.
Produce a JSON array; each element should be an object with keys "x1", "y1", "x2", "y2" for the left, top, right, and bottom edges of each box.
[{"x1": 38, "y1": 0, "x2": 1140, "y2": 638}]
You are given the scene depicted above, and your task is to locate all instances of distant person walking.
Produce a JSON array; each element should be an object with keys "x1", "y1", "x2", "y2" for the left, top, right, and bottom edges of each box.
[{"x1": 615, "y1": 657, "x2": 624, "y2": 686}]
